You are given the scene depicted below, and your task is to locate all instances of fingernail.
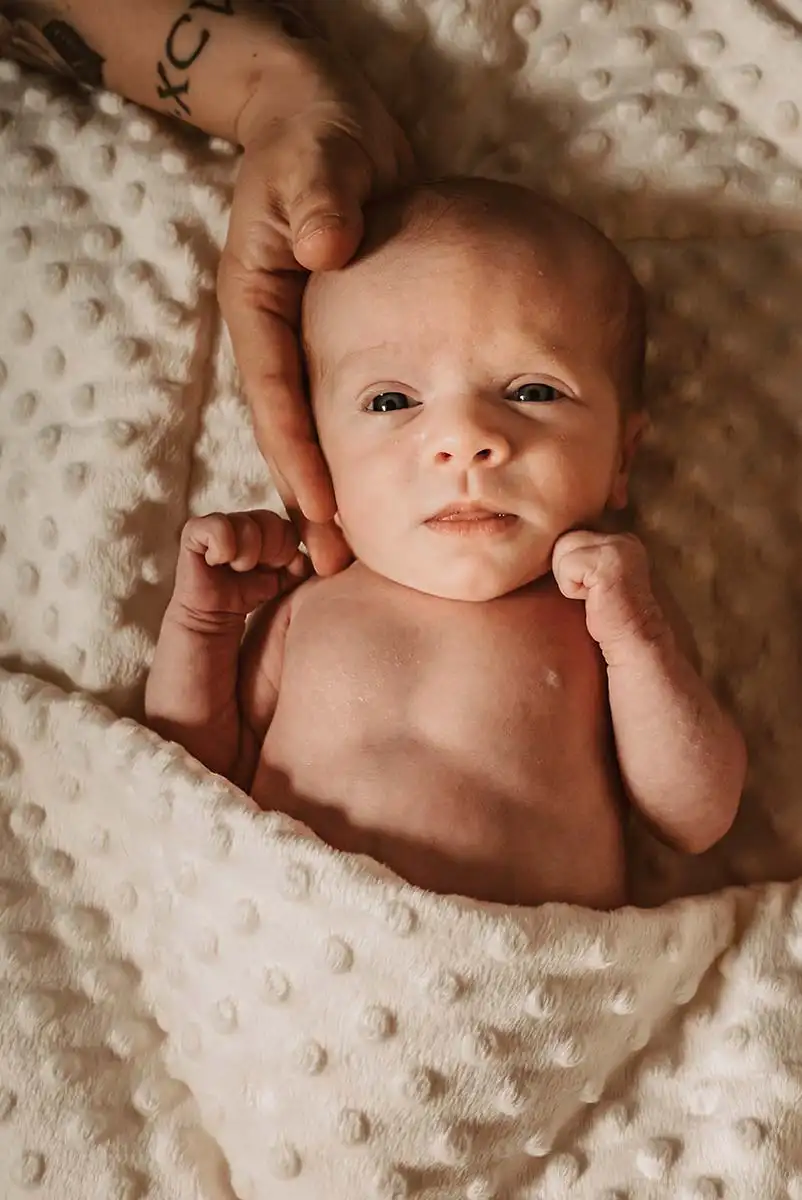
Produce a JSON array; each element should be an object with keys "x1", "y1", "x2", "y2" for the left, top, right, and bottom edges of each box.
[{"x1": 296, "y1": 213, "x2": 346, "y2": 244}]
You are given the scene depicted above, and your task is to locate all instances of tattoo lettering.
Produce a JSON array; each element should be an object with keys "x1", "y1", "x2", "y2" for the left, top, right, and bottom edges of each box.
[
  {"x1": 0, "y1": 4, "x2": 105, "y2": 87},
  {"x1": 156, "y1": 0, "x2": 313, "y2": 121},
  {"x1": 156, "y1": 0, "x2": 234, "y2": 119},
  {"x1": 166, "y1": 13, "x2": 210, "y2": 70},
  {"x1": 156, "y1": 60, "x2": 191, "y2": 114}
]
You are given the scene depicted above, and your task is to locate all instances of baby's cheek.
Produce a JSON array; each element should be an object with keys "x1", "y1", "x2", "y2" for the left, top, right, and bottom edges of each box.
[
  {"x1": 550, "y1": 445, "x2": 614, "y2": 518},
  {"x1": 530, "y1": 446, "x2": 582, "y2": 507},
  {"x1": 331, "y1": 474, "x2": 386, "y2": 552}
]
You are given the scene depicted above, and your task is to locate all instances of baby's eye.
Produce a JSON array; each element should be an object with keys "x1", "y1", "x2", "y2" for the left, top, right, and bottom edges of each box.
[
  {"x1": 367, "y1": 391, "x2": 414, "y2": 413},
  {"x1": 511, "y1": 383, "x2": 563, "y2": 404}
]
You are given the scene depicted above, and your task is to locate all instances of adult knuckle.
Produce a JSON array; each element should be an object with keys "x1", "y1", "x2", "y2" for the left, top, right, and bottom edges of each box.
[{"x1": 288, "y1": 174, "x2": 338, "y2": 213}]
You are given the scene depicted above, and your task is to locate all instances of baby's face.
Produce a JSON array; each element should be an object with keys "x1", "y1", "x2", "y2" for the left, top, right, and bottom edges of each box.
[{"x1": 305, "y1": 193, "x2": 642, "y2": 602}]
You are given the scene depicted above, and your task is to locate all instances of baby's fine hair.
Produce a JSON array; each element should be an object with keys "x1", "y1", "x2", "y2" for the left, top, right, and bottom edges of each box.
[{"x1": 361, "y1": 175, "x2": 647, "y2": 413}]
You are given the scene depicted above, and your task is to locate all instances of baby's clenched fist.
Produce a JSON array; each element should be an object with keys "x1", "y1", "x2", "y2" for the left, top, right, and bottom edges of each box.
[
  {"x1": 169, "y1": 510, "x2": 309, "y2": 630},
  {"x1": 552, "y1": 530, "x2": 669, "y2": 661}
]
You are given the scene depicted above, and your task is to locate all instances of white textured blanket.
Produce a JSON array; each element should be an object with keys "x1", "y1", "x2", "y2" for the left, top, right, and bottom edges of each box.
[
  {"x1": 1, "y1": 665, "x2": 800, "y2": 1200},
  {"x1": 2, "y1": 0, "x2": 802, "y2": 1196}
]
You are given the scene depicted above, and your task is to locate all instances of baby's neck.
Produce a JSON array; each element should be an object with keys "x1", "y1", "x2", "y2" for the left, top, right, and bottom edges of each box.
[{"x1": 344, "y1": 559, "x2": 552, "y2": 606}]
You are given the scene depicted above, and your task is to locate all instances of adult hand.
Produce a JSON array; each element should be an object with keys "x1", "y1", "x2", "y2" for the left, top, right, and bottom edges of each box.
[{"x1": 217, "y1": 37, "x2": 414, "y2": 576}]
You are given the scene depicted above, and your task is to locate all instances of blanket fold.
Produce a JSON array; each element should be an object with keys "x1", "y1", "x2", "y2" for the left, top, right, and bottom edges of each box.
[{"x1": 4, "y1": 667, "x2": 801, "y2": 1200}]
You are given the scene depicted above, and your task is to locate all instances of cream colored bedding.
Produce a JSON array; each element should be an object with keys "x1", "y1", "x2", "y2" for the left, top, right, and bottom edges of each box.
[{"x1": 2, "y1": 1, "x2": 802, "y2": 1195}]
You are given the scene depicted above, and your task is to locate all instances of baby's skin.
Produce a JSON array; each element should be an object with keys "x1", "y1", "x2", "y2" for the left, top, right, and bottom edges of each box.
[{"x1": 146, "y1": 179, "x2": 746, "y2": 909}]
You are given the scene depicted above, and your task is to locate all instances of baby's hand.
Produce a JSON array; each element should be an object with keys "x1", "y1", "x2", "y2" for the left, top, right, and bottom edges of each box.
[
  {"x1": 552, "y1": 531, "x2": 669, "y2": 662},
  {"x1": 169, "y1": 510, "x2": 309, "y2": 629}
]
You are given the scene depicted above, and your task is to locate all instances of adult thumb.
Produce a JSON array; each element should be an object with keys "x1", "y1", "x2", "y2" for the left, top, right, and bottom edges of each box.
[{"x1": 285, "y1": 140, "x2": 372, "y2": 271}]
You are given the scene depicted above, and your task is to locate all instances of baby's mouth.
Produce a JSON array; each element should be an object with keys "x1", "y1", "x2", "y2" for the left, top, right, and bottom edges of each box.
[{"x1": 425, "y1": 504, "x2": 519, "y2": 535}]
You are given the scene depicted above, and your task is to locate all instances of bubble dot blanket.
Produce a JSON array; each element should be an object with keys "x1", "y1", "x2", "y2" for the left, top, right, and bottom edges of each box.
[{"x1": 2, "y1": 1, "x2": 802, "y2": 1197}]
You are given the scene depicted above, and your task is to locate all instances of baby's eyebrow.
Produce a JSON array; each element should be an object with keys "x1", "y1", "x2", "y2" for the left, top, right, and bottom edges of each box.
[{"x1": 320, "y1": 342, "x2": 401, "y2": 386}]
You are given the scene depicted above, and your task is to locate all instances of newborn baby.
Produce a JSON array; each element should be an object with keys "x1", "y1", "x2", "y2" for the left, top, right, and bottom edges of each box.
[{"x1": 146, "y1": 177, "x2": 746, "y2": 909}]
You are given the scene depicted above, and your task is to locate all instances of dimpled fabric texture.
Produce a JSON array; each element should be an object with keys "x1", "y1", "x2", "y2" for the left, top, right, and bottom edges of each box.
[{"x1": 2, "y1": 0, "x2": 802, "y2": 1196}]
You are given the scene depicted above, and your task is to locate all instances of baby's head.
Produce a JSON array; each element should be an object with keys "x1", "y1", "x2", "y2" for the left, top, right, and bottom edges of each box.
[{"x1": 303, "y1": 177, "x2": 646, "y2": 601}]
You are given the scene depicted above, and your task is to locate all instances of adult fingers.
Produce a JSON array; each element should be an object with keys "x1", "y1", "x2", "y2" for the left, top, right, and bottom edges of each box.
[
  {"x1": 282, "y1": 133, "x2": 373, "y2": 271},
  {"x1": 218, "y1": 241, "x2": 336, "y2": 525},
  {"x1": 302, "y1": 518, "x2": 353, "y2": 577},
  {"x1": 268, "y1": 462, "x2": 352, "y2": 577}
]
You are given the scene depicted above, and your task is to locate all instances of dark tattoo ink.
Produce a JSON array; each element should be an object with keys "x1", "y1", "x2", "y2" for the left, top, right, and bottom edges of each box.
[
  {"x1": 155, "y1": 0, "x2": 233, "y2": 119},
  {"x1": 154, "y1": 0, "x2": 314, "y2": 122},
  {"x1": 156, "y1": 59, "x2": 191, "y2": 115},
  {"x1": 166, "y1": 12, "x2": 210, "y2": 71},
  {"x1": 0, "y1": 5, "x2": 105, "y2": 87}
]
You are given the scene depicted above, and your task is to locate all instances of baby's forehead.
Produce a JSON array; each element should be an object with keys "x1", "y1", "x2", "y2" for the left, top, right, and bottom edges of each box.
[
  {"x1": 307, "y1": 181, "x2": 632, "y2": 316},
  {"x1": 303, "y1": 179, "x2": 643, "y2": 386},
  {"x1": 361, "y1": 180, "x2": 619, "y2": 278}
]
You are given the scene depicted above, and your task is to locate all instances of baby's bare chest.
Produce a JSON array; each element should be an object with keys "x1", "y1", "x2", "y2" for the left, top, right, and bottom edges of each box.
[
  {"x1": 270, "y1": 582, "x2": 607, "y2": 768},
  {"x1": 251, "y1": 577, "x2": 624, "y2": 907}
]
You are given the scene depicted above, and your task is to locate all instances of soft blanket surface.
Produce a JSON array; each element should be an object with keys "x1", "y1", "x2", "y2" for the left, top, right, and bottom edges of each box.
[
  {"x1": 2, "y1": 666, "x2": 802, "y2": 1200},
  {"x1": 2, "y1": 0, "x2": 802, "y2": 1195}
]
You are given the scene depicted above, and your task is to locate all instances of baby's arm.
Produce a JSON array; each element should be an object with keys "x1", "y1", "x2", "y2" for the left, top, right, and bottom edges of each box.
[
  {"x1": 145, "y1": 511, "x2": 305, "y2": 790},
  {"x1": 553, "y1": 532, "x2": 746, "y2": 854}
]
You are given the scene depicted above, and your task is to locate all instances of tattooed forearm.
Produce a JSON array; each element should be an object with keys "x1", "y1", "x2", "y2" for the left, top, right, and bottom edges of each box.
[
  {"x1": 158, "y1": 1, "x2": 314, "y2": 119},
  {"x1": 157, "y1": 0, "x2": 232, "y2": 117},
  {"x1": 0, "y1": 0, "x2": 320, "y2": 140},
  {"x1": 0, "y1": 3, "x2": 105, "y2": 87}
]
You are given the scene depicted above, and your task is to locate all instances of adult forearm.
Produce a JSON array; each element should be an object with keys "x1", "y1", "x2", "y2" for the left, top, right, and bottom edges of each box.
[{"x1": 0, "y1": 0, "x2": 318, "y2": 141}]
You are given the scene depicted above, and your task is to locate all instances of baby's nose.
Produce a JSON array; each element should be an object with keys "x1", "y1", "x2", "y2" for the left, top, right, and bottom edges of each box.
[{"x1": 432, "y1": 423, "x2": 511, "y2": 469}]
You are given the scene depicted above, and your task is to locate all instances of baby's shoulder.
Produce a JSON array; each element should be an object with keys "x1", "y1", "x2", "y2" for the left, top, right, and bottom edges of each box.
[{"x1": 287, "y1": 564, "x2": 364, "y2": 622}]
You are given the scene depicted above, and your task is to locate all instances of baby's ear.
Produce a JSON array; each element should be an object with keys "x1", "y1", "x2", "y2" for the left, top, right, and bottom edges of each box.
[{"x1": 609, "y1": 411, "x2": 647, "y2": 510}]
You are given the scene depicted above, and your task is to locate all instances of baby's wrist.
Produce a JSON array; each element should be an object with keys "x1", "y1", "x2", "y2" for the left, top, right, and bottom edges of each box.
[
  {"x1": 599, "y1": 599, "x2": 677, "y2": 668},
  {"x1": 163, "y1": 599, "x2": 247, "y2": 638}
]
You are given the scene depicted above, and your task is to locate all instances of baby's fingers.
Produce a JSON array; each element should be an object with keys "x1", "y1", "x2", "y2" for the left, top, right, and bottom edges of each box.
[
  {"x1": 225, "y1": 513, "x2": 266, "y2": 572},
  {"x1": 245, "y1": 509, "x2": 305, "y2": 570},
  {"x1": 553, "y1": 547, "x2": 598, "y2": 600},
  {"x1": 181, "y1": 514, "x2": 239, "y2": 566},
  {"x1": 183, "y1": 513, "x2": 265, "y2": 571},
  {"x1": 551, "y1": 531, "x2": 603, "y2": 598}
]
